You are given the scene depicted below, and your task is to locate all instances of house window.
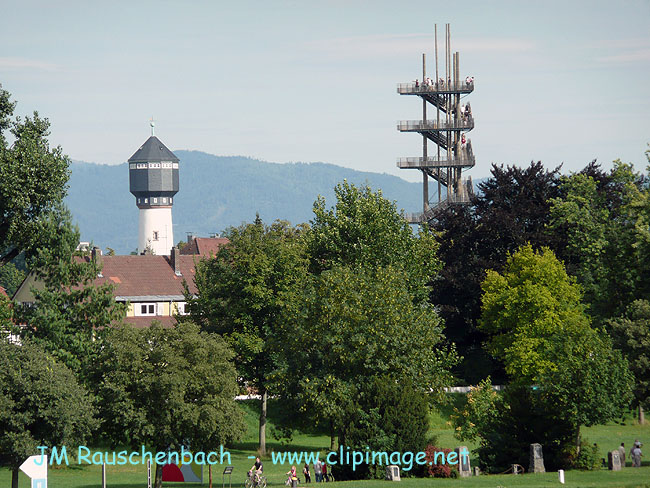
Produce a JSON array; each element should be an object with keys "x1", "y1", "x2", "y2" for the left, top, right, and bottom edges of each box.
[
  {"x1": 153, "y1": 231, "x2": 159, "y2": 241},
  {"x1": 136, "y1": 303, "x2": 156, "y2": 316},
  {"x1": 176, "y1": 302, "x2": 189, "y2": 315}
]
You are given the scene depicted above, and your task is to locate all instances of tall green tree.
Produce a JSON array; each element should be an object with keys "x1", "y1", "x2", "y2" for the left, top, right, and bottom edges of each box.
[
  {"x1": 548, "y1": 173, "x2": 609, "y2": 309},
  {"x1": 548, "y1": 160, "x2": 648, "y2": 322},
  {"x1": 274, "y1": 182, "x2": 454, "y2": 449},
  {"x1": 188, "y1": 217, "x2": 308, "y2": 455},
  {"x1": 0, "y1": 85, "x2": 70, "y2": 267},
  {"x1": 307, "y1": 181, "x2": 439, "y2": 301},
  {"x1": 431, "y1": 162, "x2": 562, "y2": 382},
  {"x1": 478, "y1": 245, "x2": 633, "y2": 459},
  {"x1": 0, "y1": 339, "x2": 96, "y2": 488},
  {"x1": 19, "y1": 212, "x2": 125, "y2": 378},
  {"x1": 479, "y1": 244, "x2": 590, "y2": 381},
  {"x1": 94, "y1": 321, "x2": 245, "y2": 488},
  {"x1": 276, "y1": 264, "x2": 453, "y2": 450},
  {"x1": 609, "y1": 299, "x2": 650, "y2": 412}
]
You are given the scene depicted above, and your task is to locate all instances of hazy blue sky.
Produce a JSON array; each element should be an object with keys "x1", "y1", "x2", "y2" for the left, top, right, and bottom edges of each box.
[{"x1": 2, "y1": 0, "x2": 649, "y2": 182}]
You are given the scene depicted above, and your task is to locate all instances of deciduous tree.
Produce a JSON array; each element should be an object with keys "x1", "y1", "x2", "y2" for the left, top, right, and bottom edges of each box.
[
  {"x1": 188, "y1": 217, "x2": 308, "y2": 455},
  {"x1": 0, "y1": 86, "x2": 70, "y2": 267},
  {"x1": 93, "y1": 321, "x2": 245, "y2": 488},
  {"x1": 275, "y1": 183, "x2": 454, "y2": 449},
  {"x1": 609, "y1": 299, "x2": 650, "y2": 412},
  {"x1": 0, "y1": 339, "x2": 95, "y2": 488}
]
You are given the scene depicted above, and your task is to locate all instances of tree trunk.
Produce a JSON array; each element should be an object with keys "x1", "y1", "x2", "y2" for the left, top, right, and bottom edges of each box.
[
  {"x1": 575, "y1": 427, "x2": 581, "y2": 455},
  {"x1": 260, "y1": 388, "x2": 267, "y2": 455},
  {"x1": 11, "y1": 467, "x2": 18, "y2": 488},
  {"x1": 329, "y1": 419, "x2": 337, "y2": 451},
  {"x1": 209, "y1": 464, "x2": 213, "y2": 488},
  {"x1": 155, "y1": 462, "x2": 163, "y2": 488},
  {"x1": 639, "y1": 405, "x2": 645, "y2": 425}
]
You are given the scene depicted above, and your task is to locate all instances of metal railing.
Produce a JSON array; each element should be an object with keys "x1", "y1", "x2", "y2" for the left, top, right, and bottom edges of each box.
[
  {"x1": 397, "y1": 81, "x2": 474, "y2": 94},
  {"x1": 397, "y1": 117, "x2": 474, "y2": 131},
  {"x1": 397, "y1": 155, "x2": 475, "y2": 169},
  {"x1": 397, "y1": 143, "x2": 475, "y2": 169}
]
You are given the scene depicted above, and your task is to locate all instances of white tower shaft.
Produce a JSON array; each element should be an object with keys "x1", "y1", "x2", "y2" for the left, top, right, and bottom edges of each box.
[{"x1": 138, "y1": 206, "x2": 174, "y2": 256}]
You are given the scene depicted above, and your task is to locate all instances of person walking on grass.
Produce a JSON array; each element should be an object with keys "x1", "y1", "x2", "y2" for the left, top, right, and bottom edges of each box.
[
  {"x1": 631, "y1": 442, "x2": 642, "y2": 467},
  {"x1": 314, "y1": 459, "x2": 322, "y2": 482}
]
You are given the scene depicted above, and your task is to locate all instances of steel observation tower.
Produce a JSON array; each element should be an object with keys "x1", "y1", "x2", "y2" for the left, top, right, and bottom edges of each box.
[{"x1": 397, "y1": 24, "x2": 476, "y2": 223}]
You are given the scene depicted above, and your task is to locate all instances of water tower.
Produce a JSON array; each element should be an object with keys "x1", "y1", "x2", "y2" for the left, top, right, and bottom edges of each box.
[{"x1": 128, "y1": 121, "x2": 179, "y2": 255}]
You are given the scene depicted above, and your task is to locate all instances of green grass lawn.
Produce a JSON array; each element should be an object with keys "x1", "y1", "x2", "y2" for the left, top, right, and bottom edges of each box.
[{"x1": 2, "y1": 399, "x2": 649, "y2": 488}]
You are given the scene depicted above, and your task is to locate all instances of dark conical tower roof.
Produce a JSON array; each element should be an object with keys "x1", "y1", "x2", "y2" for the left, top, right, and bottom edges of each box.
[{"x1": 128, "y1": 136, "x2": 179, "y2": 163}]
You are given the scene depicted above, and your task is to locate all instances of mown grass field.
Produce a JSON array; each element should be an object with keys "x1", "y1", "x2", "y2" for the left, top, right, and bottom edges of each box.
[{"x1": 2, "y1": 399, "x2": 649, "y2": 488}]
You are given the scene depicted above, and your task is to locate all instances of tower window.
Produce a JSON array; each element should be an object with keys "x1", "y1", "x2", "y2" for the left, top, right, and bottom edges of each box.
[
  {"x1": 153, "y1": 197, "x2": 158, "y2": 204},
  {"x1": 153, "y1": 231, "x2": 159, "y2": 241},
  {"x1": 144, "y1": 198, "x2": 148, "y2": 204},
  {"x1": 162, "y1": 197, "x2": 167, "y2": 204},
  {"x1": 170, "y1": 197, "x2": 173, "y2": 203}
]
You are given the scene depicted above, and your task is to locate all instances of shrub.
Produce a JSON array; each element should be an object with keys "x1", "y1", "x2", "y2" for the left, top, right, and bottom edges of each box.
[
  {"x1": 563, "y1": 440, "x2": 602, "y2": 470},
  {"x1": 424, "y1": 446, "x2": 457, "y2": 478},
  {"x1": 333, "y1": 375, "x2": 430, "y2": 481}
]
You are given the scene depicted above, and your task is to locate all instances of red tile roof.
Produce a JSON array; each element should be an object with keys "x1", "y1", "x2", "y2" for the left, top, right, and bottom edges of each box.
[
  {"x1": 0, "y1": 286, "x2": 8, "y2": 298},
  {"x1": 90, "y1": 254, "x2": 201, "y2": 297},
  {"x1": 180, "y1": 237, "x2": 229, "y2": 257},
  {"x1": 124, "y1": 316, "x2": 177, "y2": 329}
]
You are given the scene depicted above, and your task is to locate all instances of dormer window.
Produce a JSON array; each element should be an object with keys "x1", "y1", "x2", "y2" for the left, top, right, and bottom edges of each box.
[{"x1": 135, "y1": 303, "x2": 156, "y2": 316}]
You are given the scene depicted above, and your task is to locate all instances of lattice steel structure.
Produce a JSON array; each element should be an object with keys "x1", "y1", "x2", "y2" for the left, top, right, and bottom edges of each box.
[{"x1": 397, "y1": 24, "x2": 476, "y2": 223}]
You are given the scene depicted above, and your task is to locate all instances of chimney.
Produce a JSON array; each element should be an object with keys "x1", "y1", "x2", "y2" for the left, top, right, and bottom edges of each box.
[
  {"x1": 186, "y1": 232, "x2": 194, "y2": 244},
  {"x1": 171, "y1": 246, "x2": 181, "y2": 276},
  {"x1": 91, "y1": 246, "x2": 103, "y2": 267}
]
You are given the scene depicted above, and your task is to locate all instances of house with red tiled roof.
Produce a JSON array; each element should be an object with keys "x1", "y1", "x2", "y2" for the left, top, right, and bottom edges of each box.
[
  {"x1": 12, "y1": 240, "x2": 226, "y2": 328},
  {"x1": 180, "y1": 235, "x2": 229, "y2": 257}
]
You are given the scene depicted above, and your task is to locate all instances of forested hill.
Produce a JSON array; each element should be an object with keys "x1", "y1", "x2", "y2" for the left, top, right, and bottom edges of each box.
[{"x1": 67, "y1": 151, "x2": 427, "y2": 255}]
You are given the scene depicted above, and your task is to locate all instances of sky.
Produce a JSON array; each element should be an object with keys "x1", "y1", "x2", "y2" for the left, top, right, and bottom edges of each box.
[{"x1": 2, "y1": 0, "x2": 649, "y2": 184}]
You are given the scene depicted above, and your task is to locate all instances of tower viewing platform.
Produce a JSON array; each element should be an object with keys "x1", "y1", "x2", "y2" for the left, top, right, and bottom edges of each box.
[
  {"x1": 397, "y1": 23, "x2": 477, "y2": 224},
  {"x1": 396, "y1": 80, "x2": 474, "y2": 95},
  {"x1": 397, "y1": 117, "x2": 474, "y2": 132},
  {"x1": 397, "y1": 141, "x2": 475, "y2": 169}
]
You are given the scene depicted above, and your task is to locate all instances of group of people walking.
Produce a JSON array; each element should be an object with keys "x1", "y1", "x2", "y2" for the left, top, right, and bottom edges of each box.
[
  {"x1": 620, "y1": 440, "x2": 643, "y2": 468},
  {"x1": 298, "y1": 460, "x2": 333, "y2": 483}
]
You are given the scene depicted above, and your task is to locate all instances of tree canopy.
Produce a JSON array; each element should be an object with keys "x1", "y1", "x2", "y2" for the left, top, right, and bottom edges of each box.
[
  {"x1": 0, "y1": 339, "x2": 96, "y2": 488},
  {"x1": 0, "y1": 85, "x2": 70, "y2": 267},
  {"x1": 479, "y1": 244, "x2": 590, "y2": 382},
  {"x1": 93, "y1": 321, "x2": 245, "y2": 488},
  {"x1": 188, "y1": 217, "x2": 308, "y2": 454},
  {"x1": 609, "y1": 299, "x2": 650, "y2": 411},
  {"x1": 272, "y1": 182, "x2": 454, "y2": 448},
  {"x1": 18, "y1": 212, "x2": 125, "y2": 377}
]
